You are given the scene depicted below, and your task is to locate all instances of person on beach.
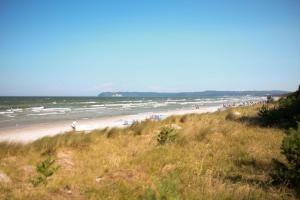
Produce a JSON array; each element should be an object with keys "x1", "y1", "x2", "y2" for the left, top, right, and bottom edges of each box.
[{"x1": 71, "y1": 121, "x2": 77, "y2": 131}]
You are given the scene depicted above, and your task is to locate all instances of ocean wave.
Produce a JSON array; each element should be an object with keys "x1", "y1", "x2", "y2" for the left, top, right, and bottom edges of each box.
[
  {"x1": 74, "y1": 107, "x2": 102, "y2": 111},
  {"x1": 43, "y1": 108, "x2": 71, "y2": 112},
  {"x1": 90, "y1": 104, "x2": 105, "y2": 107},
  {"x1": 166, "y1": 99, "x2": 187, "y2": 102},
  {"x1": 104, "y1": 103, "x2": 127, "y2": 107},
  {"x1": 7, "y1": 108, "x2": 23, "y2": 112},
  {"x1": 152, "y1": 102, "x2": 168, "y2": 108},
  {"x1": 164, "y1": 101, "x2": 179, "y2": 104},
  {"x1": 30, "y1": 106, "x2": 44, "y2": 112},
  {"x1": 27, "y1": 112, "x2": 65, "y2": 116},
  {"x1": 118, "y1": 100, "x2": 144, "y2": 103},
  {"x1": 29, "y1": 107, "x2": 71, "y2": 113},
  {"x1": 0, "y1": 108, "x2": 23, "y2": 115},
  {"x1": 0, "y1": 111, "x2": 14, "y2": 115},
  {"x1": 103, "y1": 103, "x2": 147, "y2": 108},
  {"x1": 78, "y1": 101, "x2": 98, "y2": 104}
]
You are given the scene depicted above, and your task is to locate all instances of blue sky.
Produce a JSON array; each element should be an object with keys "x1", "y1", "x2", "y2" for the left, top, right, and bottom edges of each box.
[{"x1": 0, "y1": 0, "x2": 300, "y2": 96}]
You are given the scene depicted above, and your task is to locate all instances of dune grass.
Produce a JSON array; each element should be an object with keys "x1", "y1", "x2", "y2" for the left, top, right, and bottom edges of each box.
[{"x1": 0, "y1": 105, "x2": 298, "y2": 200}]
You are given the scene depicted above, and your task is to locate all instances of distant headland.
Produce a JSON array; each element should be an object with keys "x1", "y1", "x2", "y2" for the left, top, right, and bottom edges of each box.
[{"x1": 98, "y1": 90, "x2": 289, "y2": 97}]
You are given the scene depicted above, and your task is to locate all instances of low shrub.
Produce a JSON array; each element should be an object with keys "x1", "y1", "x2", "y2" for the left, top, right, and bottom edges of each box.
[
  {"x1": 258, "y1": 104, "x2": 279, "y2": 126},
  {"x1": 272, "y1": 123, "x2": 300, "y2": 187},
  {"x1": 30, "y1": 157, "x2": 60, "y2": 187},
  {"x1": 258, "y1": 86, "x2": 300, "y2": 128},
  {"x1": 157, "y1": 127, "x2": 177, "y2": 145}
]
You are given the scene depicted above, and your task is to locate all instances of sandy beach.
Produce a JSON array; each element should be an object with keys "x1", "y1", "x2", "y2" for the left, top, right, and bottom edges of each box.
[{"x1": 0, "y1": 106, "x2": 220, "y2": 143}]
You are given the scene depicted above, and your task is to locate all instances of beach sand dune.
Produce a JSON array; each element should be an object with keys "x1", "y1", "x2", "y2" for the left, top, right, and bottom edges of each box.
[{"x1": 0, "y1": 106, "x2": 220, "y2": 143}]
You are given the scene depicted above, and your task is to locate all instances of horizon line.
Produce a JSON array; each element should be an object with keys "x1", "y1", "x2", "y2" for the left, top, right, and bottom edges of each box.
[{"x1": 0, "y1": 89, "x2": 291, "y2": 97}]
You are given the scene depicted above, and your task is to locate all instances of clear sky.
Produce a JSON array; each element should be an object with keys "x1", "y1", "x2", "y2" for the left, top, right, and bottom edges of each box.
[{"x1": 0, "y1": 0, "x2": 300, "y2": 96}]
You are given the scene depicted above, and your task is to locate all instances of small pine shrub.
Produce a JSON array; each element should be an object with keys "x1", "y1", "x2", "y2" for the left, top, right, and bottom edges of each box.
[
  {"x1": 157, "y1": 127, "x2": 177, "y2": 145},
  {"x1": 272, "y1": 123, "x2": 300, "y2": 187},
  {"x1": 258, "y1": 104, "x2": 276, "y2": 126},
  {"x1": 30, "y1": 157, "x2": 60, "y2": 187}
]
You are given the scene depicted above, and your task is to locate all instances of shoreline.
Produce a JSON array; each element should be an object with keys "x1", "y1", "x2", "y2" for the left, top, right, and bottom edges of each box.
[{"x1": 0, "y1": 106, "x2": 221, "y2": 143}]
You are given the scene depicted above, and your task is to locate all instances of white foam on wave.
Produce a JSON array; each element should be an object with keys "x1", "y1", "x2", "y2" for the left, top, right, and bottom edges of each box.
[
  {"x1": 90, "y1": 104, "x2": 105, "y2": 107},
  {"x1": 30, "y1": 106, "x2": 44, "y2": 112},
  {"x1": 43, "y1": 108, "x2": 71, "y2": 112},
  {"x1": 166, "y1": 99, "x2": 187, "y2": 102},
  {"x1": 27, "y1": 112, "x2": 65, "y2": 116},
  {"x1": 104, "y1": 103, "x2": 127, "y2": 107},
  {"x1": 29, "y1": 107, "x2": 71, "y2": 113},
  {"x1": 152, "y1": 102, "x2": 168, "y2": 108},
  {"x1": 118, "y1": 100, "x2": 144, "y2": 103},
  {"x1": 0, "y1": 111, "x2": 14, "y2": 115},
  {"x1": 74, "y1": 107, "x2": 103, "y2": 111},
  {"x1": 104, "y1": 103, "x2": 147, "y2": 108},
  {"x1": 179, "y1": 101, "x2": 197, "y2": 105},
  {"x1": 78, "y1": 101, "x2": 97, "y2": 104},
  {"x1": 5, "y1": 108, "x2": 23, "y2": 112}
]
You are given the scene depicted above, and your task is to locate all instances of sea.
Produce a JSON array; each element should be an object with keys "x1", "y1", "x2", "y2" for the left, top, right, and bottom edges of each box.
[{"x1": 0, "y1": 96, "x2": 266, "y2": 130}]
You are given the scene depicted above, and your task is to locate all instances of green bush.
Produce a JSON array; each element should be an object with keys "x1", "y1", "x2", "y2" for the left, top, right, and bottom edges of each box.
[
  {"x1": 258, "y1": 86, "x2": 300, "y2": 128},
  {"x1": 157, "y1": 127, "x2": 177, "y2": 145},
  {"x1": 272, "y1": 124, "x2": 300, "y2": 186},
  {"x1": 258, "y1": 104, "x2": 279, "y2": 126},
  {"x1": 30, "y1": 157, "x2": 60, "y2": 187}
]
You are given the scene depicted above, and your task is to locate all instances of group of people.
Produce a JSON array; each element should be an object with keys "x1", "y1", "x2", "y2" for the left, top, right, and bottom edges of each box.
[
  {"x1": 194, "y1": 104, "x2": 201, "y2": 109},
  {"x1": 222, "y1": 100, "x2": 267, "y2": 109}
]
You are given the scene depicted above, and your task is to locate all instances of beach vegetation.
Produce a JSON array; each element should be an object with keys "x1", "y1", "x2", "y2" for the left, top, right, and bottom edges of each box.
[
  {"x1": 157, "y1": 127, "x2": 177, "y2": 145},
  {"x1": 31, "y1": 131, "x2": 94, "y2": 155},
  {"x1": 138, "y1": 174, "x2": 181, "y2": 200},
  {"x1": 258, "y1": 86, "x2": 300, "y2": 128},
  {"x1": 0, "y1": 104, "x2": 298, "y2": 199},
  {"x1": 30, "y1": 157, "x2": 60, "y2": 187},
  {"x1": 272, "y1": 124, "x2": 300, "y2": 188}
]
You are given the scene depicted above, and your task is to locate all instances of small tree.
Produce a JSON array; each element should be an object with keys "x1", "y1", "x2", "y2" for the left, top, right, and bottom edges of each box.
[
  {"x1": 30, "y1": 157, "x2": 60, "y2": 187},
  {"x1": 272, "y1": 123, "x2": 300, "y2": 186},
  {"x1": 157, "y1": 127, "x2": 177, "y2": 145},
  {"x1": 258, "y1": 86, "x2": 300, "y2": 128}
]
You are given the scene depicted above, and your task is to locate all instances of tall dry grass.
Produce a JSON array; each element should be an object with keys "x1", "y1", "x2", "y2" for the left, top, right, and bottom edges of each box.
[{"x1": 0, "y1": 105, "x2": 297, "y2": 199}]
